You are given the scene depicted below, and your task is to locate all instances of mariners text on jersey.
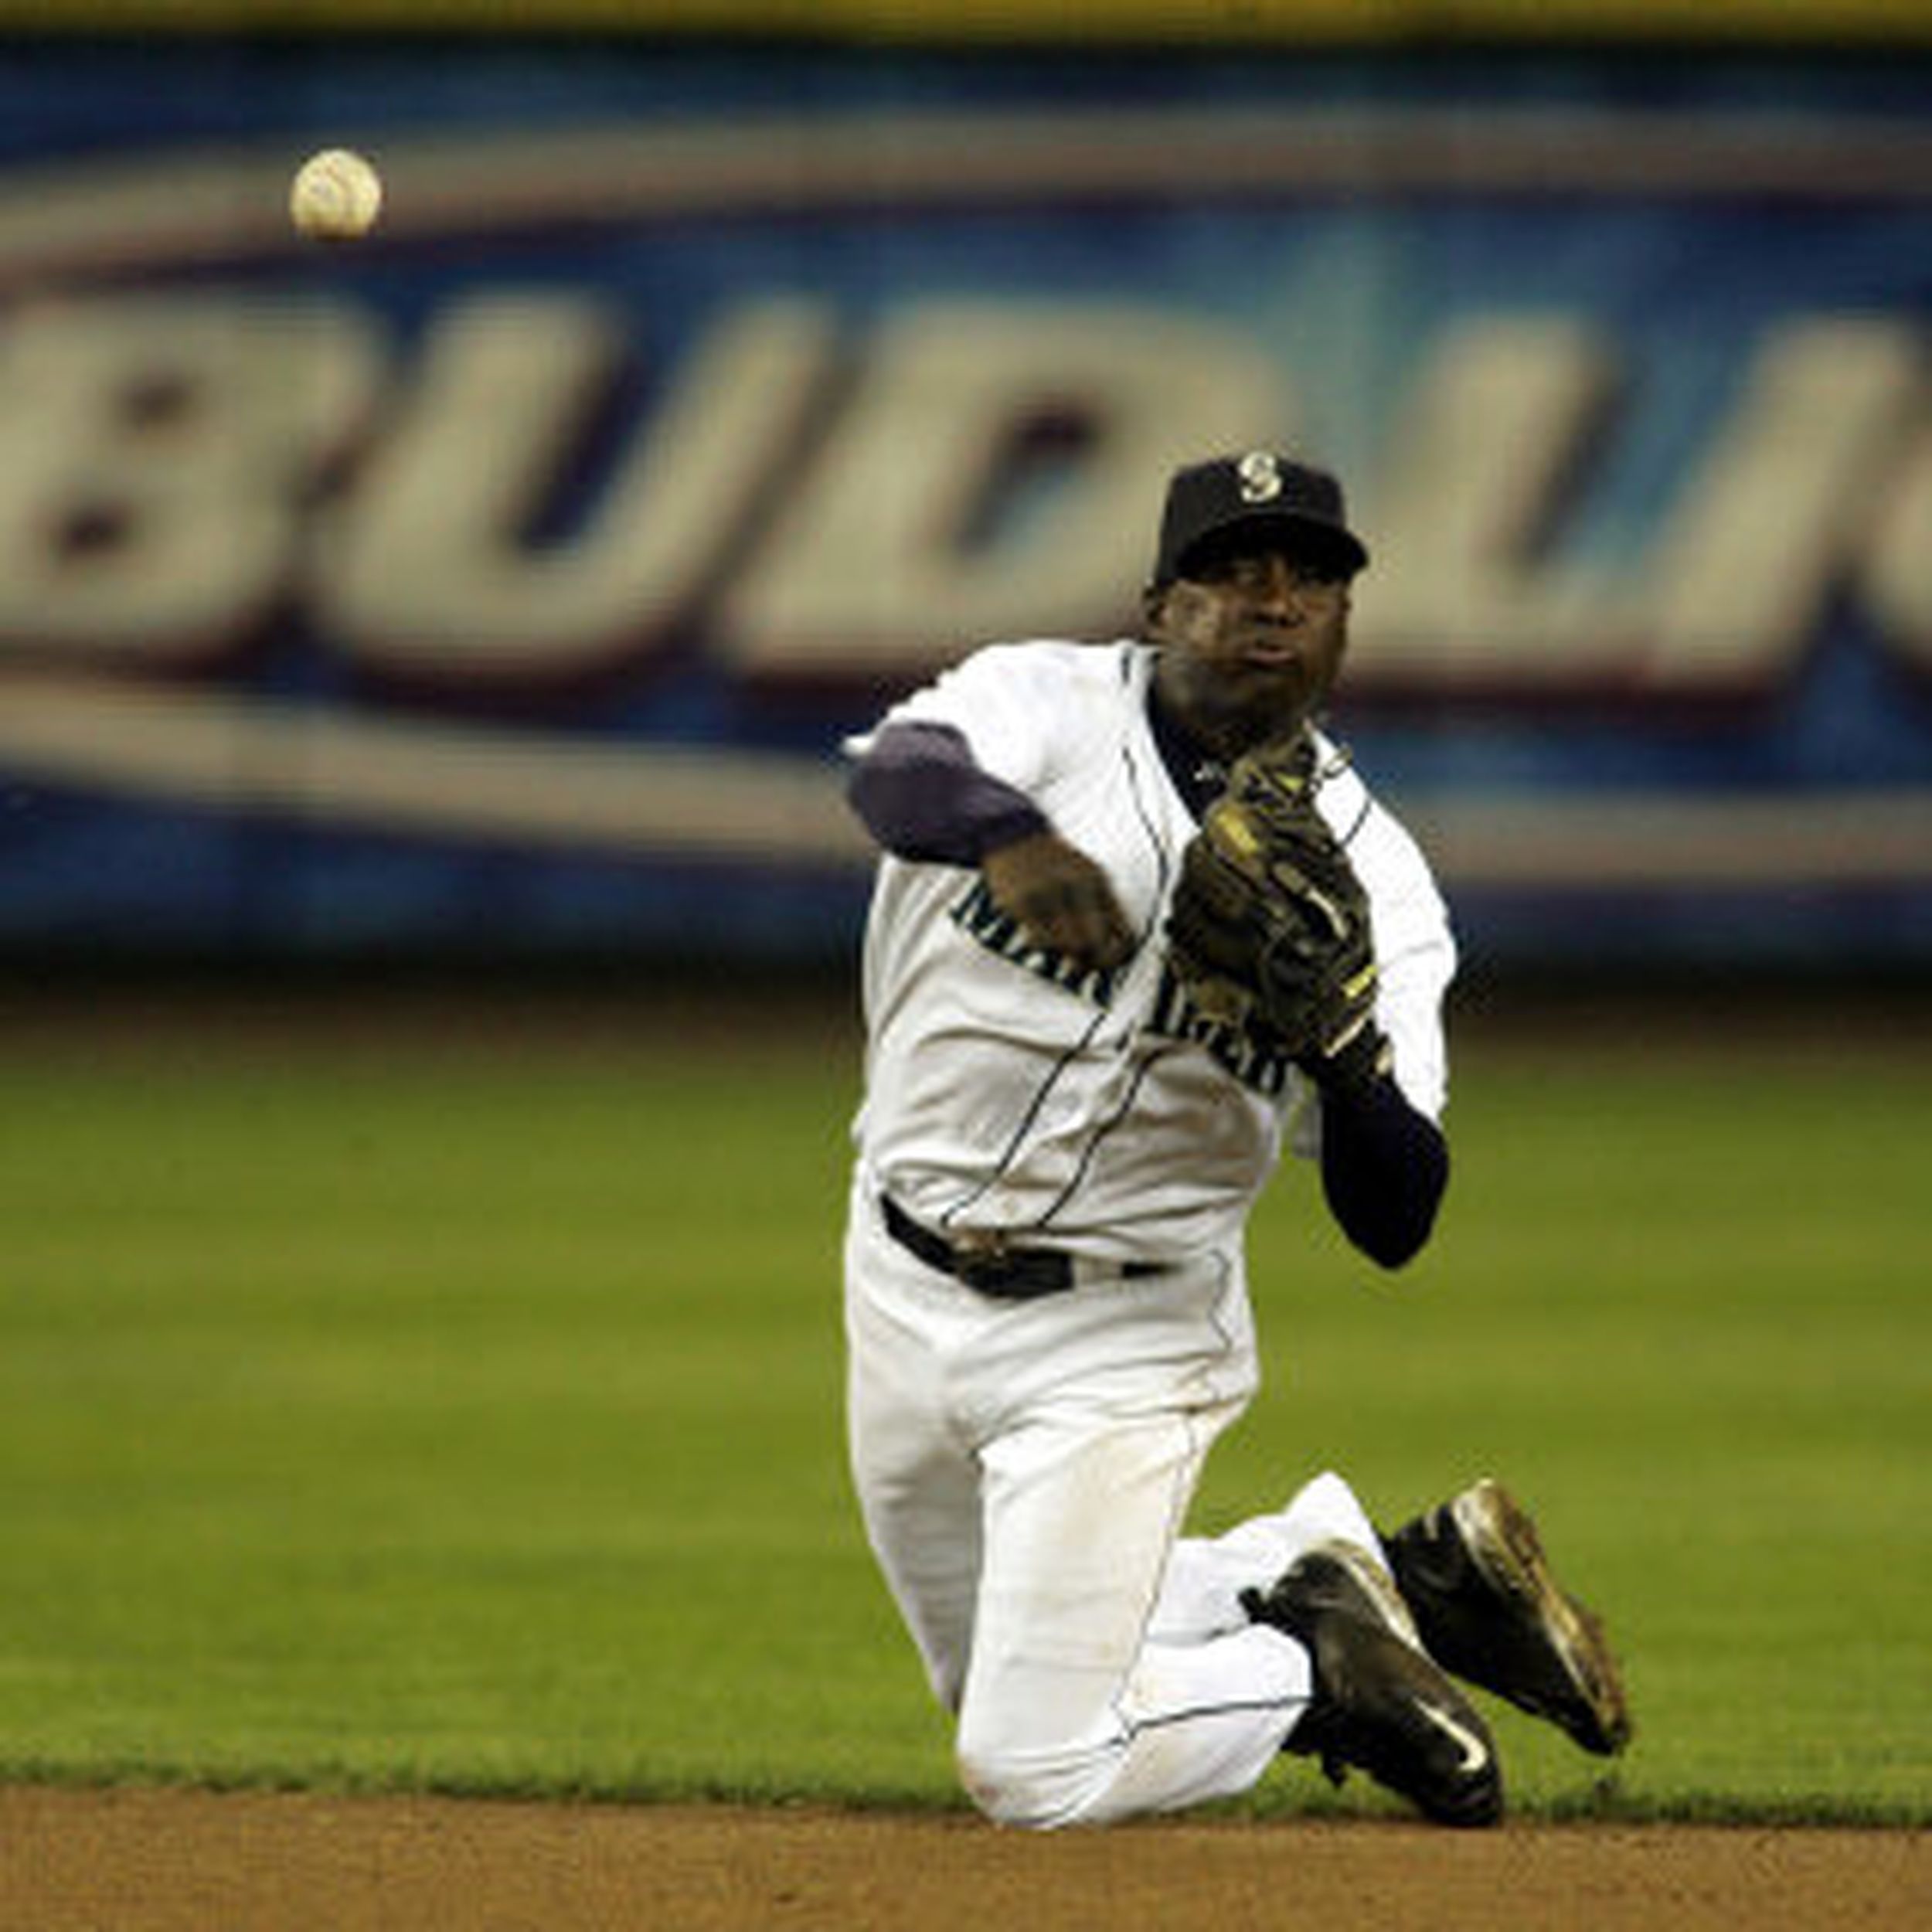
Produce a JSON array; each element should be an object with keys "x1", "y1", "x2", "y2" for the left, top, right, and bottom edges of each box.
[{"x1": 951, "y1": 873, "x2": 1295, "y2": 1096}]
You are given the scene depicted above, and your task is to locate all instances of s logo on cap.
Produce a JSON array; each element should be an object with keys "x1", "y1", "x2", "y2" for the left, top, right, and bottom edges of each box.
[{"x1": 1236, "y1": 451, "x2": 1284, "y2": 504}]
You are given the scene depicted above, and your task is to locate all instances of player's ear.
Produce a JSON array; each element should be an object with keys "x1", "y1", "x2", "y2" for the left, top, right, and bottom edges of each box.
[{"x1": 1141, "y1": 583, "x2": 1170, "y2": 633}]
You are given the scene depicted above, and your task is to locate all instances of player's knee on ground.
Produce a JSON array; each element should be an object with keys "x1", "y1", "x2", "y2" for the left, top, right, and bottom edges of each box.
[{"x1": 955, "y1": 1735, "x2": 1124, "y2": 1831}]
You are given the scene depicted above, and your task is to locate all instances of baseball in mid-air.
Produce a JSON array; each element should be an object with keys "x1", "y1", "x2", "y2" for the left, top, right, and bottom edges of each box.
[{"x1": 289, "y1": 148, "x2": 383, "y2": 241}]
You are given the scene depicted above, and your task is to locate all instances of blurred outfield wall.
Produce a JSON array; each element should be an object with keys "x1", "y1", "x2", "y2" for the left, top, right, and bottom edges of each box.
[
  {"x1": 0, "y1": 3, "x2": 1927, "y2": 968},
  {"x1": 5, "y1": 2, "x2": 1931, "y2": 40}
]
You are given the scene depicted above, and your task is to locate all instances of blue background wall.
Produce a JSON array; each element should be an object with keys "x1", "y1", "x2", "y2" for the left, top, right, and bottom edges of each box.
[{"x1": 1, "y1": 28, "x2": 1927, "y2": 968}]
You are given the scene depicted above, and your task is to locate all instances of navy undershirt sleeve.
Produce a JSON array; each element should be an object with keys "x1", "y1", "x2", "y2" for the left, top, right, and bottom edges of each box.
[
  {"x1": 846, "y1": 721, "x2": 1049, "y2": 863},
  {"x1": 1317, "y1": 1075, "x2": 1450, "y2": 1269}
]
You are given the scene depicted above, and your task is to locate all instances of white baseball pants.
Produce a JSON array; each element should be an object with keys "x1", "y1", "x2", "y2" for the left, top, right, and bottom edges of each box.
[{"x1": 845, "y1": 1181, "x2": 1389, "y2": 1828}]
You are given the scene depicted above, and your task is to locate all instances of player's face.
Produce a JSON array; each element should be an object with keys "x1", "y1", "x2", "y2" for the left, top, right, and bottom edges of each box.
[{"x1": 1147, "y1": 538, "x2": 1354, "y2": 754}]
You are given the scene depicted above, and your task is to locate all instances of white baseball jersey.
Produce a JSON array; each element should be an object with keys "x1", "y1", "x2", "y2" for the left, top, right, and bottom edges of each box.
[{"x1": 849, "y1": 637, "x2": 1457, "y2": 1265}]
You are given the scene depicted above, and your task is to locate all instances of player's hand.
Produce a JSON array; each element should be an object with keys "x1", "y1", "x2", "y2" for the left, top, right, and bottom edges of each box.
[{"x1": 981, "y1": 831, "x2": 1136, "y2": 971}]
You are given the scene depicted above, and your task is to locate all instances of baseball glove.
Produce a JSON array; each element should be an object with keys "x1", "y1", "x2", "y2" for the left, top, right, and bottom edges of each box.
[{"x1": 1166, "y1": 734, "x2": 1389, "y2": 1086}]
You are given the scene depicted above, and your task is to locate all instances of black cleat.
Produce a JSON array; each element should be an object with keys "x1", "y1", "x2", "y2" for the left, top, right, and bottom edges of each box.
[
  {"x1": 1384, "y1": 1478, "x2": 1632, "y2": 1757},
  {"x1": 1243, "y1": 1539, "x2": 1503, "y2": 1828}
]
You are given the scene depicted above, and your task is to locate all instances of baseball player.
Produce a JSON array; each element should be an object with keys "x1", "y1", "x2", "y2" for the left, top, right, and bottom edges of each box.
[{"x1": 841, "y1": 452, "x2": 1630, "y2": 1828}]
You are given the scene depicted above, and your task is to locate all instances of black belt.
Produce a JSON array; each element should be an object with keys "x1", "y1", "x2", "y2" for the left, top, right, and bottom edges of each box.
[{"x1": 880, "y1": 1195, "x2": 1167, "y2": 1301}]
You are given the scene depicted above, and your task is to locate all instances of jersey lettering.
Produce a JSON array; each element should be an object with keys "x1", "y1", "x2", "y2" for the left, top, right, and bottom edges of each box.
[
  {"x1": 1147, "y1": 964, "x2": 1293, "y2": 1097},
  {"x1": 950, "y1": 877, "x2": 1125, "y2": 1006},
  {"x1": 951, "y1": 880, "x2": 1294, "y2": 1092}
]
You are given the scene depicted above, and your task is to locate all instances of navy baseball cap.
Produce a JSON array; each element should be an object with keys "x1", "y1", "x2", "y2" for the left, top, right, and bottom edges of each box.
[{"x1": 1153, "y1": 451, "x2": 1369, "y2": 584}]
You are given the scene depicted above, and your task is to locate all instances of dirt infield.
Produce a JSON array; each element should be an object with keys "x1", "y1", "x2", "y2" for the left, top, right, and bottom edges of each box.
[{"x1": 5, "y1": 1787, "x2": 1924, "y2": 1932}]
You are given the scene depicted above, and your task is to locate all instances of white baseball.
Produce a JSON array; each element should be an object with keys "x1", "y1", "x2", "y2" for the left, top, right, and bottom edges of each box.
[{"x1": 290, "y1": 148, "x2": 383, "y2": 241}]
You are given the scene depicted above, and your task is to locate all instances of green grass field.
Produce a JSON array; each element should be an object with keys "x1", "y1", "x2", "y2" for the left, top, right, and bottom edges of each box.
[{"x1": 2, "y1": 989, "x2": 1926, "y2": 1823}]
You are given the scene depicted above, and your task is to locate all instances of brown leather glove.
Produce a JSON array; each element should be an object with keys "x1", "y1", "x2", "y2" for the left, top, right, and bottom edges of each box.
[{"x1": 1166, "y1": 733, "x2": 1389, "y2": 1087}]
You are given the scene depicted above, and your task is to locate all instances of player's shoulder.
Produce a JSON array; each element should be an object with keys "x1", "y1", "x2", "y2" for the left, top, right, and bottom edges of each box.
[
  {"x1": 1314, "y1": 732, "x2": 1440, "y2": 885},
  {"x1": 953, "y1": 636, "x2": 1140, "y2": 693},
  {"x1": 925, "y1": 638, "x2": 1144, "y2": 741}
]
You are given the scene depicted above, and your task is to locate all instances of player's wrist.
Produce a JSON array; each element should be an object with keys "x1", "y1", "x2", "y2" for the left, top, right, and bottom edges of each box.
[
  {"x1": 970, "y1": 804, "x2": 1056, "y2": 864},
  {"x1": 1299, "y1": 1017, "x2": 1394, "y2": 1097}
]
